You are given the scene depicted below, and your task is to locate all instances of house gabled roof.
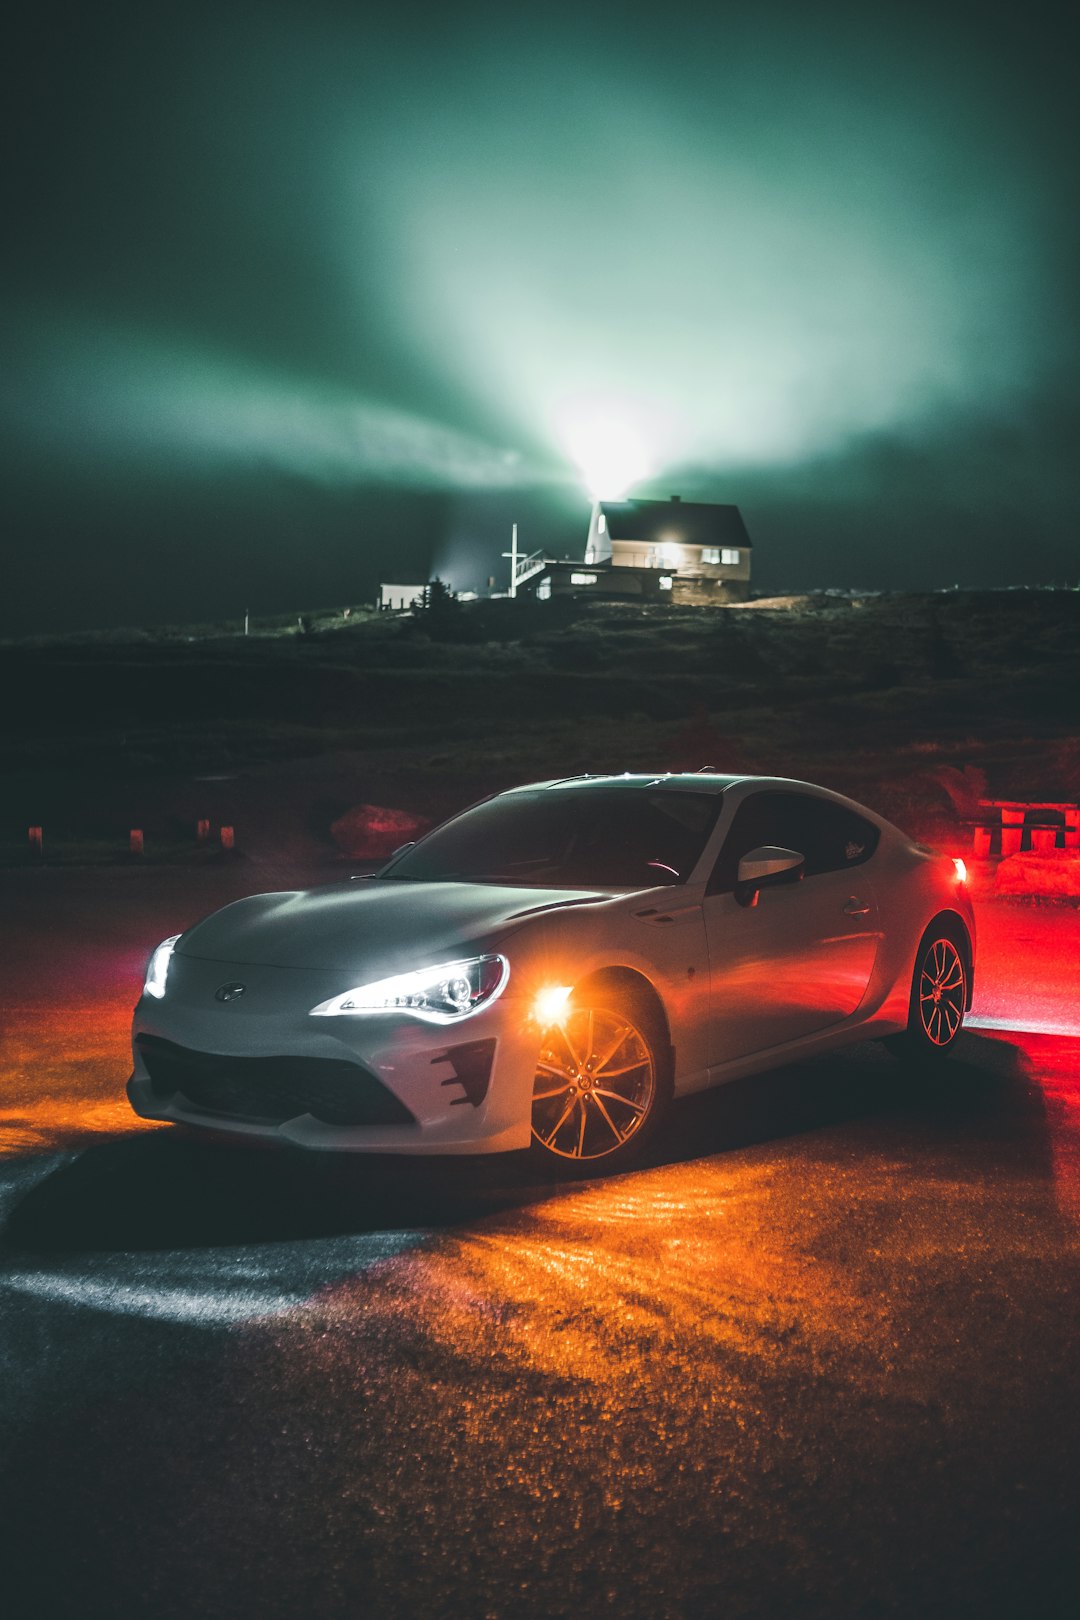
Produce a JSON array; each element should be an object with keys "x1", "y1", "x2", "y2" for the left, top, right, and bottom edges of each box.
[{"x1": 599, "y1": 498, "x2": 751, "y2": 548}]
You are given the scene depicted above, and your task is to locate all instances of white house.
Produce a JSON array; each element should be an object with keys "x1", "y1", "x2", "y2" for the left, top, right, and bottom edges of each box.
[
  {"x1": 517, "y1": 496, "x2": 752, "y2": 604},
  {"x1": 585, "y1": 496, "x2": 751, "y2": 599}
]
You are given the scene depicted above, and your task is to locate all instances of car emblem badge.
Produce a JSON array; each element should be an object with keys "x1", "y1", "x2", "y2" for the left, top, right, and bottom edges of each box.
[{"x1": 215, "y1": 982, "x2": 246, "y2": 1002}]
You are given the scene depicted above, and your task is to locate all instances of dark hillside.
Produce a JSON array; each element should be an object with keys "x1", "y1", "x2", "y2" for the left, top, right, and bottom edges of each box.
[{"x1": 2, "y1": 591, "x2": 1077, "y2": 865}]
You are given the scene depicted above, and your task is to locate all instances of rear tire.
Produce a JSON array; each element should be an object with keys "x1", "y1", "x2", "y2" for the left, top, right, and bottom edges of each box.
[
  {"x1": 529, "y1": 991, "x2": 672, "y2": 1176},
  {"x1": 886, "y1": 919, "x2": 969, "y2": 1062}
]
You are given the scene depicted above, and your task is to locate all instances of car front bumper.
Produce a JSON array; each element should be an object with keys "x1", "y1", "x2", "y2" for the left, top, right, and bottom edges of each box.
[{"x1": 128, "y1": 952, "x2": 541, "y2": 1154}]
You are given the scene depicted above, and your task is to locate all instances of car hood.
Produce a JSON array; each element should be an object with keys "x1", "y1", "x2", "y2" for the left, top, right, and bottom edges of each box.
[{"x1": 175, "y1": 879, "x2": 617, "y2": 975}]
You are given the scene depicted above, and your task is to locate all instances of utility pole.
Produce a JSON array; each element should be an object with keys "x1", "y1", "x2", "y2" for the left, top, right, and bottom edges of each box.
[{"x1": 505, "y1": 521, "x2": 521, "y2": 599}]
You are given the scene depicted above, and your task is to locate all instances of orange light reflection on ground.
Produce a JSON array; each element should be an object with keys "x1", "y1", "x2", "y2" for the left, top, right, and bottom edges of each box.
[
  {"x1": 0, "y1": 1003, "x2": 158, "y2": 1155},
  {"x1": 292, "y1": 1160, "x2": 894, "y2": 1394}
]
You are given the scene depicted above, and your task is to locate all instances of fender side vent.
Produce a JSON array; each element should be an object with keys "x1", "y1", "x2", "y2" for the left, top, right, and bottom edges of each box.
[{"x1": 435, "y1": 1038, "x2": 497, "y2": 1108}]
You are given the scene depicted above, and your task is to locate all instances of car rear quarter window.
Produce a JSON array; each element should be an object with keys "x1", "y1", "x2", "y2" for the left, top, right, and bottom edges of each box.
[{"x1": 707, "y1": 792, "x2": 880, "y2": 893}]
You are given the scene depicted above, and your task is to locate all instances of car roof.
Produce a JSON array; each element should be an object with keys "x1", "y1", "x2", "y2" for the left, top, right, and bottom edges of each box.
[
  {"x1": 499, "y1": 774, "x2": 888, "y2": 820},
  {"x1": 502, "y1": 772, "x2": 744, "y2": 795}
]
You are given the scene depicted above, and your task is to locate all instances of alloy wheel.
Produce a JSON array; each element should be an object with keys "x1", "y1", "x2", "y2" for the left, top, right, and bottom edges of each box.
[
  {"x1": 918, "y1": 937, "x2": 966, "y2": 1047},
  {"x1": 531, "y1": 1005, "x2": 657, "y2": 1162}
]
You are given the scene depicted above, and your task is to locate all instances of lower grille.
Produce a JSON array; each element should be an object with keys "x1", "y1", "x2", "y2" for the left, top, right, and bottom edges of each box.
[{"x1": 136, "y1": 1035, "x2": 416, "y2": 1127}]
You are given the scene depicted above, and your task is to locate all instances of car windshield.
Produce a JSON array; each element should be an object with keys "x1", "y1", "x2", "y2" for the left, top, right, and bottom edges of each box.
[{"x1": 381, "y1": 786, "x2": 724, "y2": 889}]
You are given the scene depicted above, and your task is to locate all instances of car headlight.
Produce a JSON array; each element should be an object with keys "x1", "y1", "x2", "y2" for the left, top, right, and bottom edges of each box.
[
  {"x1": 309, "y1": 954, "x2": 509, "y2": 1022},
  {"x1": 143, "y1": 935, "x2": 181, "y2": 999}
]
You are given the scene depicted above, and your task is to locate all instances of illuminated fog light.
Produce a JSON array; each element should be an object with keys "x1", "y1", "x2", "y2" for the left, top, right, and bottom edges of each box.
[
  {"x1": 310, "y1": 955, "x2": 508, "y2": 1022},
  {"x1": 143, "y1": 935, "x2": 181, "y2": 1000},
  {"x1": 533, "y1": 984, "x2": 573, "y2": 1025}
]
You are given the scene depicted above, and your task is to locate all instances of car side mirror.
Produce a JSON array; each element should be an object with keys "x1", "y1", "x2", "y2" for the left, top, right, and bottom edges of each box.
[{"x1": 735, "y1": 845, "x2": 805, "y2": 908}]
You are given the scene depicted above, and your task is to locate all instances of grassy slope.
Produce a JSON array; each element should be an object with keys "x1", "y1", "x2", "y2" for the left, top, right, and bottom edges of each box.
[{"x1": 1, "y1": 591, "x2": 1077, "y2": 861}]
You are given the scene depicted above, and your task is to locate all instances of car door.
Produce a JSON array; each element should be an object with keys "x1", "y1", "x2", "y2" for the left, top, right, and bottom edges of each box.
[{"x1": 703, "y1": 790, "x2": 882, "y2": 1065}]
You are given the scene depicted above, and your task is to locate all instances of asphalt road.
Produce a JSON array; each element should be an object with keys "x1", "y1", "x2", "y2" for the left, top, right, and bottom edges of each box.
[{"x1": 1, "y1": 867, "x2": 1078, "y2": 1619}]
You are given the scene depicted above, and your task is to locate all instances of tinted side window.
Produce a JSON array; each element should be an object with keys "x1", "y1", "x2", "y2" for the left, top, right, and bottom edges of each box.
[
  {"x1": 707, "y1": 792, "x2": 879, "y2": 893},
  {"x1": 802, "y1": 799, "x2": 879, "y2": 876}
]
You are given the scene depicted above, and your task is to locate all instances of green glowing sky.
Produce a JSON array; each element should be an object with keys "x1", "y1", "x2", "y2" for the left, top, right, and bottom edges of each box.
[{"x1": 3, "y1": 0, "x2": 1077, "y2": 631}]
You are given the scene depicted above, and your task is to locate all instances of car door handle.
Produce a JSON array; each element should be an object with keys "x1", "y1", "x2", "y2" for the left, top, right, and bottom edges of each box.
[{"x1": 843, "y1": 897, "x2": 871, "y2": 916}]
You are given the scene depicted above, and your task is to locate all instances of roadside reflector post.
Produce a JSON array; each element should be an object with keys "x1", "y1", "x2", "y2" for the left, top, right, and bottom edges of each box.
[
  {"x1": 130, "y1": 828, "x2": 144, "y2": 856},
  {"x1": 220, "y1": 825, "x2": 235, "y2": 851},
  {"x1": 28, "y1": 826, "x2": 43, "y2": 856},
  {"x1": 972, "y1": 826, "x2": 991, "y2": 858},
  {"x1": 1066, "y1": 809, "x2": 1080, "y2": 850},
  {"x1": 196, "y1": 818, "x2": 210, "y2": 842},
  {"x1": 1000, "y1": 807, "x2": 1024, "y2": 858}
]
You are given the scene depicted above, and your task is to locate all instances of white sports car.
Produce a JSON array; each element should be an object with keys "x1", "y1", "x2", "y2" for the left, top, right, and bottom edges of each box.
[{"x1": 128, "y1": 773, "x2": 975, "y2": 1172}]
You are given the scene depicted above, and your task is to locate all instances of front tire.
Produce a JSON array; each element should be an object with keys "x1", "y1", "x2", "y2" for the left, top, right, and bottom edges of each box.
[
  {"x1": 887, "y1": 921, "x2": 969, "y2": 1062},
  {"x1": 529, "y1": 994, "x2": 671, "y2": 1175}
]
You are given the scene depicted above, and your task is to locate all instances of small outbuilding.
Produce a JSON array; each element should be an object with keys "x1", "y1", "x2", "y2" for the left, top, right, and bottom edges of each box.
[{"x1": 378, "y1": 583, "x2": 428, "y2": 611}]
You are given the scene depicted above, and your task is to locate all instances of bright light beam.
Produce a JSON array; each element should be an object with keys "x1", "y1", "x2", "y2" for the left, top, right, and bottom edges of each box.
[
  {"x1": 7, "y1": 316, "x2": 544, "y2": 494},
  {"x1": 556, "y1": 409, "x2": 653, "y2": 499}
]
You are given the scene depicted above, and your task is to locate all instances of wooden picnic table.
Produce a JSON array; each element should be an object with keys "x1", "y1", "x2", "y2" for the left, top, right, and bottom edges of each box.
[{"x1": 972, "y1": 800, "x2": 1080, "y2": 857}]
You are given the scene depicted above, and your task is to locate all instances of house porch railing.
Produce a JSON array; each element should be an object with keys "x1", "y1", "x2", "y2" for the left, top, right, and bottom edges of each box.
[{"x1": 513, "y1": 550, "x2": 548, "y2": 590}]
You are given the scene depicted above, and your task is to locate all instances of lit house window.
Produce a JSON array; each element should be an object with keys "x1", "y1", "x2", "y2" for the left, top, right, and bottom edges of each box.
[
  {"x1": 701, "y1": 548, "x2": 720, "y2": 564},
  {"x1": 721, "y1": 548, "x2": 741, "y2": 565},
  {"x1": 659, "y1": 575, "x2": 673, "y2": 591},
  {"x1": 570, "y1": 572, "x2": 597, "y2": 585}
]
